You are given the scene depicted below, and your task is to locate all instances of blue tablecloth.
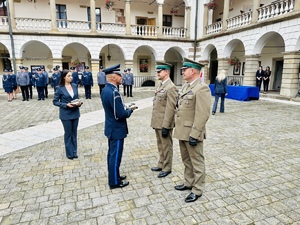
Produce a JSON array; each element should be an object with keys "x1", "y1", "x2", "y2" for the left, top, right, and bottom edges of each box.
[{"x1": 209, "y1": 84, "x2": 259, "y2": 101}]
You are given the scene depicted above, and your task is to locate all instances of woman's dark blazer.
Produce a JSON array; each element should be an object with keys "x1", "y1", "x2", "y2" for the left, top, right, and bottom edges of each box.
[
  {"x1": 53, "y1": 83, "x2": 80, "y2": 120},
  {"x1": 214, "y1": 77, "x2": 227, "y2": 94}
]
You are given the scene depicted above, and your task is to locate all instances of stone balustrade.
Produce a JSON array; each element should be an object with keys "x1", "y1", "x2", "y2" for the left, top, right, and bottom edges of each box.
[
  {"x1": 15, "y1": 18, "x2": 51, "y2": 31},
  {"x1": 96, "y1": 22, "x2": 125, "y2": 34},
  {"x1": 227, "y1": 11, "x2": 252, "y2": 30},
  {"x1": 131, "y1": 25, "x2": 158, "y2": 37},
  {"x1": 258, "y1": 0, "x2": 295, "y2": 21},
  {"x1": 206, "y1": 21, "x2": 222, "y2": 35},
  {"x1": 57, "y1": 20, "x2": 90, "y2": 32},
  {"x1": 133, "y1": 75, "x2": 156, "y2": 87},
  {"x1": 162, "y1": 26, "x2": 187, "y2": 38}
]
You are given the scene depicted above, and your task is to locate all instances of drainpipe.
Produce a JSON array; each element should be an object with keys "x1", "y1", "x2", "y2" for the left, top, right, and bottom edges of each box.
[
  {"x1": 6, "y1": 0, "x2": 17, "y2": 73},
  {"x1": 193, "y1": 0, "x2": 199, "y2": 60}
]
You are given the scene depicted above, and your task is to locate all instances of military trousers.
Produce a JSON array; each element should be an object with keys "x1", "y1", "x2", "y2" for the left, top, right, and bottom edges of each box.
[
  {"x1": 155, "y1": 129, "x2": 173, "y2": 172},
  {"x1": 107, "y1": 138, "x2": 124, "y2": 186},
  {"x1": 179, "y1": 140, "x2": 205, "y2": 196}
]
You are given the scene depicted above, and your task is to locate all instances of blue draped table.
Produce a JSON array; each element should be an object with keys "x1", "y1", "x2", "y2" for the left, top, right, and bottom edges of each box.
[{"x1": 209, "y1": 84, "x2": 260, "y2": 101}]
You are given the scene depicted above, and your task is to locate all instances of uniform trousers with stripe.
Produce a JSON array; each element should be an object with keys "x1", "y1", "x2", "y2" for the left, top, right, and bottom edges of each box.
[
  {"x1": 107, "y1": 139, "x2": 124, "y2": 186},
  {"x1": 179, "y1": 140, "x2": 205, "y2": 196}
]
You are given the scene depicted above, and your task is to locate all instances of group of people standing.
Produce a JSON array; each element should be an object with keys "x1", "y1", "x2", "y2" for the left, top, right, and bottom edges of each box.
[
  {"x1": 256, "y1": 65, "x2": 271, "y2": 93},
  {"x1": 2, "y1": 65, "x2": 51, "y2": 102},
  {"x1": 150, "y1": 59, "x2": 211, "y2": 203},
  {"x1": 122, "y1": 68, "x2": 134, "y2": 97}
]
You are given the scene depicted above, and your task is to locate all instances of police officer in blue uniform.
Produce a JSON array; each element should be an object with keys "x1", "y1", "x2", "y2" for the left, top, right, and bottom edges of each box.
[
  {"x1": 10, "y1": 69, "x2": 18, "y2": 99},
  {"x1": 51, "y1": 67, "x2": 61, "y2": 91},
  {"x1": 70, "y1": 66, "x2": 79, "y2": 86},
  {"x1": 17, "y1": 66, "x2": 30, "y2": 101},
  {"x1": 97, "y1": 66, "x2": 106, "y2": 96},
  {"x1": 126, "y1": 68, "x2": 134, "y2": 97},
  {"x1": 25, "y1": 67, "x2": 33, "y2": 99},
  {"x1": 101, "y1": 64, "x2": 138, "y2": 189},
  {"x1": 41, "y1": 66, "x2": 49, "y2": 98},
  {"x1": 2, "y1": 68, "x2": 14, "y2": 102},
  {"x1": 122, "y1": 69, "x2": 128, "y2": 96},
  {"x1": 81, "y1": 66, "x2": 93, "y2": 99},
  {"x1": 34, "y1": 68, "x2": 46, "y2": 100}
]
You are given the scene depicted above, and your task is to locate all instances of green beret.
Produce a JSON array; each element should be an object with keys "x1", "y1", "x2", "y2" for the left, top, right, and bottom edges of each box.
[{"x1": 181, "y1": 58, "x2": 204, "y2": 70}]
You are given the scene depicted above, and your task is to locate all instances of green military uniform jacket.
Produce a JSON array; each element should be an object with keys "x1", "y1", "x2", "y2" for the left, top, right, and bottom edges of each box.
[
  {"x1": 174, "y1": 79, "x2": 211, "y2": 141},
  {"x1": 151, "y1": 79, "x2": 178, "y2": 129}
]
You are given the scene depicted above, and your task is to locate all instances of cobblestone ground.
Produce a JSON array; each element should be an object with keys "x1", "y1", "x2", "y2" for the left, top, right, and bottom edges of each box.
[{"x1": 1, "y1": 87, "x2": 300, "y2": 225}]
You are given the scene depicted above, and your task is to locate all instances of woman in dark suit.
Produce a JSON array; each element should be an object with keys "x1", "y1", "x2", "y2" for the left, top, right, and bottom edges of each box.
[
  {"x1": 212, "y1": 69, "x2": 227, "y2": 115},
  {"x1": 53, "y1": 69, "x2": 82, "y2": 160},
  {"x1": 263, "y1": 66, "x2": 271, "y2": 94}
]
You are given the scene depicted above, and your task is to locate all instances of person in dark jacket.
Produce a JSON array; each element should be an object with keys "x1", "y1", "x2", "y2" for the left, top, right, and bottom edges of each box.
[
  {"x1": 81, "y1": 66, "x2": 93, "y2": 99},
  {"x1": 53, "y1": 69, "x2": 83, "y2": 160},
  {"x1": 101, "y1": 64, "x2": 137, "y2": 189},
  {"x1": 256, "y1": 66, "x2": 264, "y2": 91},
  {"x1": 263, "y1": 66, "x2": 271, "y2": 94},
  {"x1": 2, "y1": 68, "x2": 14, "y2": 102},
  {"x1": 212, "y1": 70, "x2": 227, "y2": 115}
]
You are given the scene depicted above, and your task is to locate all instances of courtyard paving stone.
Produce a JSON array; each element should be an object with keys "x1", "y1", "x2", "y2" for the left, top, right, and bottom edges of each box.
[{"x1": 0, "y1": 87, "x2": 300, "y2": 224}]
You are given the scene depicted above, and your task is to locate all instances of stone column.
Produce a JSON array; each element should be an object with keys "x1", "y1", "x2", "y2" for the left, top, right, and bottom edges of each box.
[
  {"x1": 252, "y1": 0, "x2": 260, "y2": 23},
  {"x1": 52, "y1": 58, "x2": 62, "y2": 70},
  {"x1": 124, "y1": 60, "x2": 133, "y2": 70},
  {"x1": 185, "y1": 6, "x2": 191, "y2": 39},
  {"x1": 294, "y1": 0, "x2": 300, "y2": 10},
  {"x1": 90, "y1": 0, "x2": 96, "y2": 33},
  {"x1": 125, "y1": 0, "x2": 131, "y2": 35},
  {"x1": 222, "y1": 0, "x2": 230, "y2": 30},
  {"x1": 202, "y1": 4, "x2": 208, "y2": 36},
  {"x1": 15, "y1": 58, "x2": 24, "y2": 70},
  {"x1": 244, "y1": 55, "x2": 260, "y2": 86},
  {"x1": 157, "y1": 3, "x2": 163, "y2": 37},
  {"x1": 217, "y1": 58, "x2": 230, "y2": 76},
  {"x1": 199, "y1": 60, "x2": 209, "y2": 84},
  {"x1": 50, "y1": 0, "x2": 58, "y2": 31},
  {"x1": 8, "y1": 0, "x2": 16, "y2": 29},
  {"x1": 280, "y1": 51, "x2": 300, "y2": 97},
  {"x1": 91, "y1": 58, "x2": 100, "y2": 91}
]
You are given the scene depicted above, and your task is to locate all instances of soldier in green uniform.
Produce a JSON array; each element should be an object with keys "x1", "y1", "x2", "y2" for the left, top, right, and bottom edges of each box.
[
  {"x1": 174, "y1": 58, "x2": 211, "y2": 203},
  {"x1": 150, "y1": 62, "x2": 178, "y2": 178}
]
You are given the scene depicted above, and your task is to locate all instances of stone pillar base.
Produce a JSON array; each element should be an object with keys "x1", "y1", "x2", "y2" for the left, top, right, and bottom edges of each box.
[
  {"x1": 91, "y1": 59, "x2": 100, "y2": 93},
  {"x1": 280, "y1": 51, "x2": 300, "y2": 97},
  {"x1": 244, "y1": 55, "x2": 260, "y2": 86}
]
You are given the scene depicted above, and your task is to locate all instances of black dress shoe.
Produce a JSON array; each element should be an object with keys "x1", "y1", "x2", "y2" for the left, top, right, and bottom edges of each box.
[
  {"x1": 120, "y1": 175, "x2": 127, "y2": 180},
  {"x1": 151, "y1": 167, "x2": 162, "y2": 171},
  {"x1": 157, "y1": 171, "x2": 171, "y2": 178},
  {"x1": 174, "y1": 184, "x2": 192, "y2": 191},
  {"x1": 73, "y1": 155, "x2": 78, "y2": 158},
  {"x1": 67, "y1": 157, "x2": 73, "y2": 160},
  {"x1": 110, "y1": 181, "x2": 129, "y2": 189},
  {"x1": 185, "y1": 192, "x2": 202, "y2": 203}
]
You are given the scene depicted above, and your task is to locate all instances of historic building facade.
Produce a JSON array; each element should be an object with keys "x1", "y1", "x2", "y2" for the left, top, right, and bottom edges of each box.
[{"x1": 0, "y1": 0, "x2": 300, "y2": 98}]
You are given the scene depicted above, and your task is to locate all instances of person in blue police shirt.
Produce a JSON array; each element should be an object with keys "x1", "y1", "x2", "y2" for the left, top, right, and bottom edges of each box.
[
  {"x1": 2, "y1": 68, "x2": 14, "y2": 102},
  {"x1": 51, "y1": 67, "x2": 61, "y2": 91},
  {"x1": 25, "y1": 67, "x2": 33, "y2": 99},
  {"x1": 70, "y1": 66, "x2": 79, "y2": 86},
  {"x1": 53, "y1": 69, "x2": 83, "y2": 160},
  {"x1": 101, "y1": 64, "x2": 138, "y2": 189},
  {"x1": 81, "y1": 66, "x2": 93, "y2": 99},
  {"x1": 126, "y1": 68, "x2": 134, "y2": 97},
  {"x1": 34, "y1": 68, "x2": 46, "y2": 100},
  {"x1": 17, "y1": 66, "x2": 30, "y2": 101},
  {"x1": 41, "y1": 66, "x2": 49, "y2": 98},
  {"x1": 97, "y1": 66, "x2": 106, "y2": 96}
]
